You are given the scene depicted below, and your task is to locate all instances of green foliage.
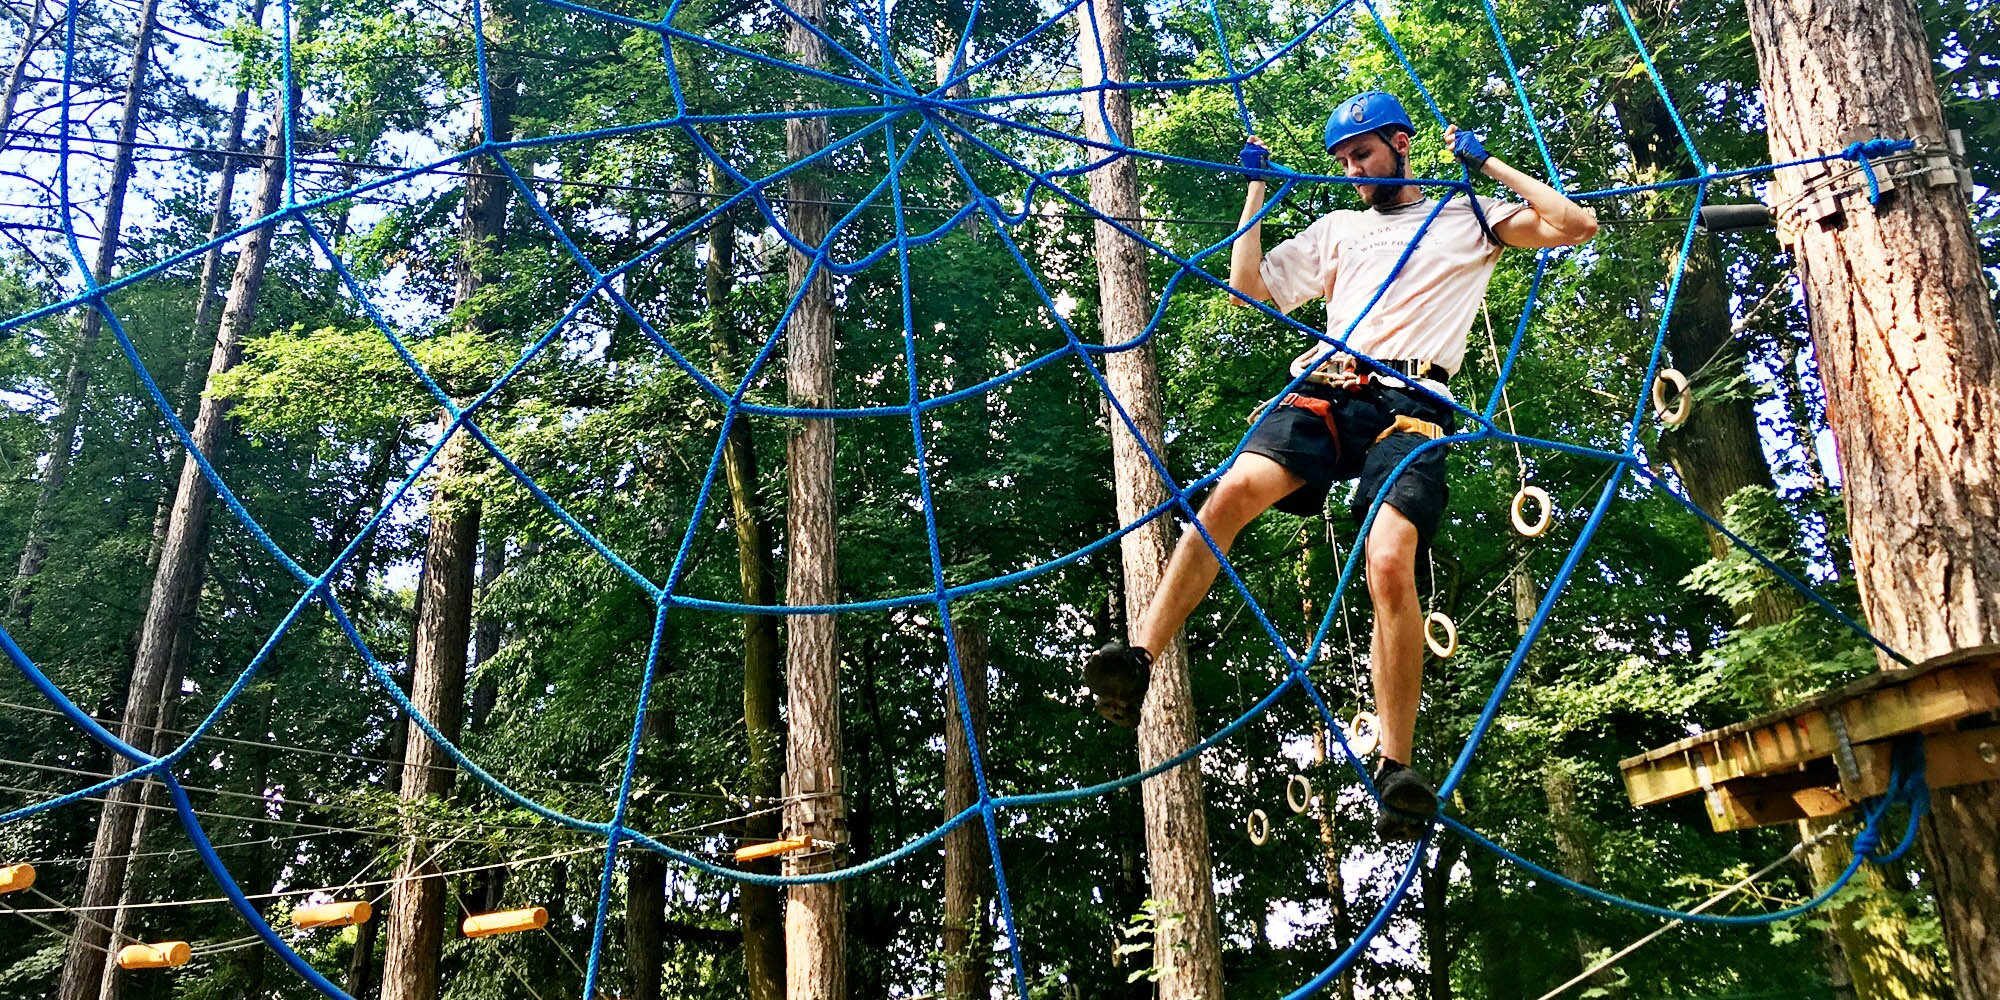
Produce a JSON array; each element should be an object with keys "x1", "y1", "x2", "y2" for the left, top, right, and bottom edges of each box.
[{"x1": 3, "y1": 0, "x2": 1984, "y2": 997}]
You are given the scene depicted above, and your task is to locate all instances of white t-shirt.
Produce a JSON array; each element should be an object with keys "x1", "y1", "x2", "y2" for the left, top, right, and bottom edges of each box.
[{"x1": 1260, "y1": 195, "x2": 1526, "y2": 382}]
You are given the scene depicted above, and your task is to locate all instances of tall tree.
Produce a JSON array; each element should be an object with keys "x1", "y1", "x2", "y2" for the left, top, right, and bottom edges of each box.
[
  {"x1": 700, "y1": 175, "x2": 786, "y2": 1000},
  {"x1": 52, "y1": 131, "x2": 287, "y2": 1000},
  {"x1": 1073, "y1": 2, "x2": 1223, "y2": 996},
  {"x1": 11, "y1": 0, "x2": 162, "y2": 622},
  {"x1": 940, "y1": 619, "x2": 990, "y2": 1000},
  {"x1": 378, "y1": 22, "x2": 517, "y2": 1000},
  {"x1": 780, "y1": 1, "x2": 844, "y2": 997},
  {"x1": 0, "y1": 0, "x2": 52, "y2": 144},
  {"x1": 1746, "y1": 2, "x2": 2000, "y2": 995}
]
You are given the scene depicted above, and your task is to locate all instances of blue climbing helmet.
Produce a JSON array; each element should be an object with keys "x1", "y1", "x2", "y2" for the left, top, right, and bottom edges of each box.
[{"x1": 1324, "y1": 90, "x2": 1414, "y2": 153}]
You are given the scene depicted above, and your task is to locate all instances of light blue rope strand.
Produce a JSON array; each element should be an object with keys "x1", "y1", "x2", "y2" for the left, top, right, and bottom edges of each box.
[
  {"x1": 1475, "y1": 0, "x2": 1561, "y2": 183},
  {"x1": 3, "y1": 3, "x2": 1936, "y2": 996},
  {"x1": 1608, "y1": 0, "x2": 1705, "y2": 174},
  {"x1": 884, "y1": 101, "x2": 1035, "y2": 998},
  {"x1": 582, "y1": 598, "x2": 672, "y2": 996},
  {"x1": 1621, "y1": 181, "x2": 1707, "y2": 450},
  {"x1": 1203, "y1": 0, "x2": 1253, "y2": 129}
]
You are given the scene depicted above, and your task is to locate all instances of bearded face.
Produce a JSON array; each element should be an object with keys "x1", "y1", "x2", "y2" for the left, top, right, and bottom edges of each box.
[{"x1": 1331, "y1": 130, "x2": 1413, "y2": 207}]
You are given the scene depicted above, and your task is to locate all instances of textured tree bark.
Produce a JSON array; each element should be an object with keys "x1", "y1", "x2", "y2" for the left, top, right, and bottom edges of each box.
[
  {"x1": 1511, "y1": 559, "x2": 1621, "y2": 997},
  {"x1": 780, "y1": 2, "x2": 844, "y2": 997},
  {"x1": 1614, "y1": 62, "x2": 1950, "y2": 996},
  {"x1": 1540, "y1": 763, "x2": 1622, "y2": 999},
  {"x1": 380, "y1": 35, "x2": 515, "y2": 1000},
  {"x1": 467, "y1": 538, "x2": 506, "y2": 730},
  {"x1": 1309, "y1": 725, "x2": 1355, "y2": 1000},
  {"x1": 1747, "y1": 2, "x2": 2000, "y2": 995},
  {"x1": 700, "y1": 168, "x2": 787, "y2": 1000},
  {"x1": 0, "y1": 0, "x2": 51, "y2": 144},
  {"x1": 1074, "y1": 3, "x2": 1224, "y2": 997},
  {"x1": 377, "y1": 421, "x2": 481, "y2": 1000},
  {"x1": 11, "y1": 0, "x2": 162, "y2": 624},
  {"x1": 941, "y1": 620, "x2": 990, "y2": 1000},
  {"x1": 626, "y1": 707, "x2": 670, "y2": 1000},
  {"x1": 51, "y1": 135, "x2": 285, "y2": 1000}
]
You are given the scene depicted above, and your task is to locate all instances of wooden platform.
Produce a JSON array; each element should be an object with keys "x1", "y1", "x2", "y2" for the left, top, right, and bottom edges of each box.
[{"x1": 1619, "y1": 644, "x2": 2000, "y2": 832}]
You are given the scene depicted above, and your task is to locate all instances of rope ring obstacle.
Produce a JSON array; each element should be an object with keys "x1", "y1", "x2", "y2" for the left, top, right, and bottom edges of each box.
[
  {"x1": 1286, "y1": 774, "x2": 1313, "y2": 814},
  {"x1": 1426, "y1": 611, "x2": 1458, "y2": 658},
  {"x1": 1245, "y1": 808, "x2": 1271, "y2": 846},
  {"x1": 1345, "y1": 711, "x2": 1381, "y2": 759},
  {"x1": 1511, "y1": 484, "x2": 1552, "y2": 537},
  {"x1": 1652, "y1": 368, "x2": 1692, "y2": 427}
]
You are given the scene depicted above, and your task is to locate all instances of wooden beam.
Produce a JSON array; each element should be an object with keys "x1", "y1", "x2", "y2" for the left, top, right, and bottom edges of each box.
[{"x1": 1621, "y1": 648, "x2": 2000, "y2": 808}]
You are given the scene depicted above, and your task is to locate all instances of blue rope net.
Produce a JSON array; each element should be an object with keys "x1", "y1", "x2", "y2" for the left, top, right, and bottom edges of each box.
[{"x1": 0, "y1": 0, "x2": 1933, "y2": 996}]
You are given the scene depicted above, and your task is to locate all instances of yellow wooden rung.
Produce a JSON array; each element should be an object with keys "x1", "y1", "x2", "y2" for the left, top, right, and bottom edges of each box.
[
  {"x1": 117, "y1": 941, "x2": 191, "y2": 970},
  {"x1": 292, "y1": 900, "x2": 372, "y2": 930},
  {"x1": 0, "y1": 863, "x2": 35, "y2": 894},
  {"x1": 732, "y1": 837, "x2": 811, "y2": 863},
  {"x1": 462, "y1": 906, "x2": 548, "y2": 939}
]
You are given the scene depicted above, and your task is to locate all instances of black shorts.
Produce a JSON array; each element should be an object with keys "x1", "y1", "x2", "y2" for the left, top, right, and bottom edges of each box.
[{"x1": 1241, "y1": 383, "x2": 1454, "y2": 542}]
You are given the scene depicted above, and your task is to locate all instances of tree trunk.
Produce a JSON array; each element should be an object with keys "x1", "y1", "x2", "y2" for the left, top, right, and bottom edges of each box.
[
  {"x1": 466, "y1": 537, "x2": 505, "y2": 730},
  {"x1": 1613, "y1": 68, "x2": 1944, "y2": 997},
  {"x1": 1310, "y1": 725, "x2": 1355, "y2": 1000},
  {"x1": 703, "y1": 170, "x2": 788, "y2": 1000},
  {"x1": 11, "y1": 0, "x2": 162, "y2": 623},
  {"x1": 1511, "y1": 558, "x2": 1622, "y2": 997},
  {"x1": 51, "y1": 133, "x2": 285, "y2": 1000},
  {"x1": 95, "y1": 614, "x2": 196, "y2": 1000},
  {"x1": 780, "y1": 2, "x2": 844, "y2": 995},
  {"x1": 172, "y1": 0, "x2": 264, "y2": 424},
  {"x1": 1073, "y1": 3, "x2": 1224, "y2": 997},
  {"x1": 376, "y1": 419, "x2": 481, "y2": 1000},
  {"x1": 0, "y1": 0, "x2": 50, "y2": 145},
  {"x1": 379, "y1": 32, "x2": 514, "y2": 999},
  {"x1": 1540, "y1": 763, "x2": 1622, "y2": 999},
  {"x1": 941, "y1": 620, "x2": 990, "y2": 1000},
  {"x1": 1747, "y1": 2, "x2": 2000, "y2": 995},
  {"x1": 1420, "y1": 835, "x2": 1465, "y2": 1000},
  {"x1": 626, "y1": 706, "x2": 670, "y2": 1000}
]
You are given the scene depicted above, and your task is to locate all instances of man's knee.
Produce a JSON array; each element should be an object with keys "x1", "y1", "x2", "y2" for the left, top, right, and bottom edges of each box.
[
  {"x1": 1365, "y1": 510, "x2": 1419, "y2": 597},
  {"x1": 1201, "y1": 461, "x2": 1292, "y2": 530}
]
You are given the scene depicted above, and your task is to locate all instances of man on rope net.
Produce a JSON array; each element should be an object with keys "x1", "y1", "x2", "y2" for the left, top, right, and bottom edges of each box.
[{"x1": 1085, "y1": 90, "x2": 1598, "y2": 840}]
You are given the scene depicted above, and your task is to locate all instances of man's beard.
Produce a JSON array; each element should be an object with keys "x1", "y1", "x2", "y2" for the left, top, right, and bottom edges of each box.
[{"x1": 1362, "y1": 150, "x2": 1410, "y2": 207}]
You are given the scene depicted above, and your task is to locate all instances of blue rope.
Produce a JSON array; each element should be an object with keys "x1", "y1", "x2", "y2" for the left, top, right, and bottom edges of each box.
[{"x1": 1, "y1": 0, "x2": 1939, "y2": 996}]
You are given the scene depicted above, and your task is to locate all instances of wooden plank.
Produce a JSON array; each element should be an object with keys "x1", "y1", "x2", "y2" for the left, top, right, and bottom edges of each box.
[
  {"x1": 1620, "y1": 644, "x2": 2000, "y2": 768},
  {"x1": 1920, "y1": 725, "x2": 2000, "y2": 793},
  {"x1": 1669, "y1": 727, "x2": 1999, "y2": 833},
  {"x1": 1706, "y1": 776, "x2": 1853, "y2": 833},
  {"x1": 1621, "y1": 653, "x2": 2000, "y2": 808}
]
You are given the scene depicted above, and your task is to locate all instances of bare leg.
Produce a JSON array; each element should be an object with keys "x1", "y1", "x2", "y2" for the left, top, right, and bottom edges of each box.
[
  {"x1": 1364, "y1": 504, "x2": 1423, "y2": 765},
  {"x1": 1130, "y1": 453, "x2": 1304, "y2": 655}
]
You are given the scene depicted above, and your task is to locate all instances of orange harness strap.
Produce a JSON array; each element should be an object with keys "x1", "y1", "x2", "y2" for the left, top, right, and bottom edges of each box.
[{"x1": 1375, "y1": 413, "x2": 1445, "y2": 444}]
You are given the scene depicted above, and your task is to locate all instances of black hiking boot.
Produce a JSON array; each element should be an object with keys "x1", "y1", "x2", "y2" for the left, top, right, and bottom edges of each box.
[
  {"x1": 1372, "y1": 758, "x2": 1437, "y2": 842},
  {"x1": 1084, "y1": 643, "x2": 1152, "y2": 728}
]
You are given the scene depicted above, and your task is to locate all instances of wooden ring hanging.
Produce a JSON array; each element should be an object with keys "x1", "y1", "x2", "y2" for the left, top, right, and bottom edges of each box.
[
  {"x1": 1425, "y1": 611, "x2": 1458, "y2": 658},
  {"x1": 1345, "y1": 711, "x2": 1381, "y2": 759},
  {"x1": 1246, "y1": 808, "x2": 1271, "y2": 845},
  {"x1": 1286, "y1": 774, "x2": 1314, "y2": 814},
  {"x1": 1652, "y1": 368, "x2": 1691, "y2": 427},
  {"x1": 1510, "y1": 485, "x2": 1552, "y2": 538}
]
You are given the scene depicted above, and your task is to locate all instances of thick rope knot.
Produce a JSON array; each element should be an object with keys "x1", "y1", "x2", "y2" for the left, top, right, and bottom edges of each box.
[
  {"x1": 1839, "y1": 138, "x2": 1917, "y2": 205},
  {"x1": 1840, "y1": 137, "x2": 1917, "y2": 161},
  {"x1": 1851, "y1": 823, "x2": 1884, "y2": 858}
]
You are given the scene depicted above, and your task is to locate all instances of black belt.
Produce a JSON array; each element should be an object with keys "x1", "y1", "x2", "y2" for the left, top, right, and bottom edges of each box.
[{"x1": 1369, "y1": 358, "x2": 1450, "y2": 384}]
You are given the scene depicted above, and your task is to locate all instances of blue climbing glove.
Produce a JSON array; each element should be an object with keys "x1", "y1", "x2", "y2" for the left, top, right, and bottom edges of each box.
[
  {"x1": 1239, "y1": 139, "x2": 1274, "y2": 182},
  {"x1": 1451, "y1": 127, "x2": 1491, "y2": 172}
]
